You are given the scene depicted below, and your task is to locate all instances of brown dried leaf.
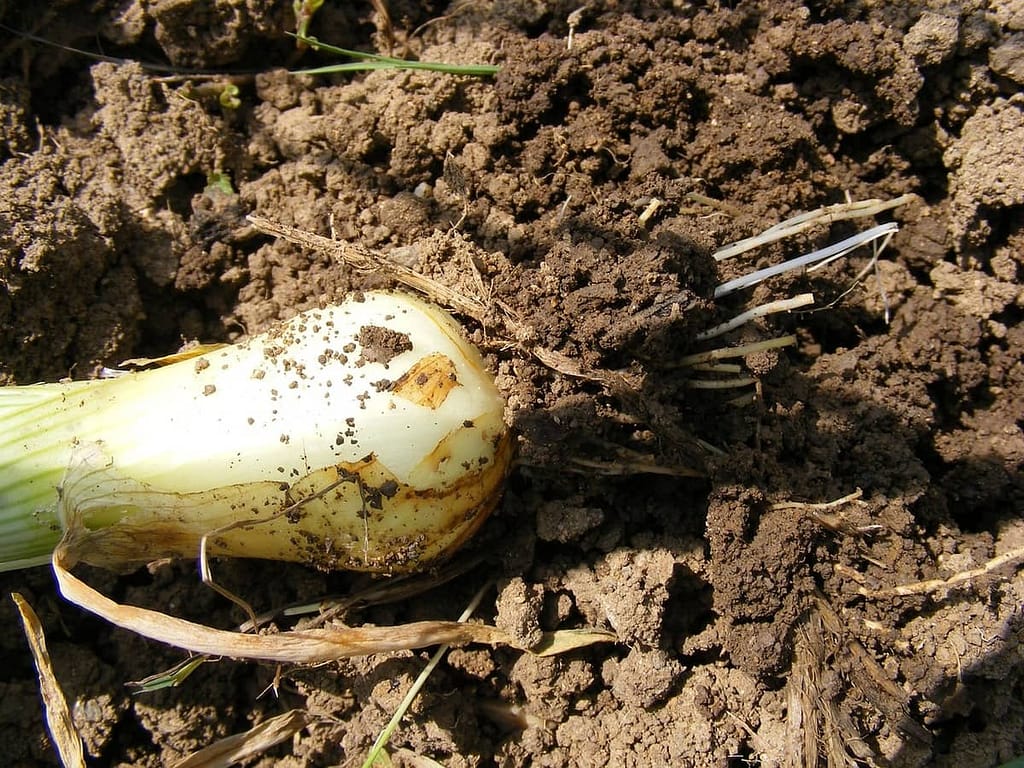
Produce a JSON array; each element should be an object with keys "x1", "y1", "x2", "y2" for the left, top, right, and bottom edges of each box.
[
  {"x1": 171, "y1": 709, "x2": 308, "y2": 768},
  {"x1": 12, "y1": 593, "x2": 86, "y2": 768},
  {"x1": 53, "y1": 546, "x2": 615, "y2": 662}
]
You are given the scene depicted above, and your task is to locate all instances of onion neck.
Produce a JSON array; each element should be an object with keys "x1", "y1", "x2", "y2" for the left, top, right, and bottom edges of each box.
[{"x1": 0, "y1": 382, "x2": 93, "y2": 569}]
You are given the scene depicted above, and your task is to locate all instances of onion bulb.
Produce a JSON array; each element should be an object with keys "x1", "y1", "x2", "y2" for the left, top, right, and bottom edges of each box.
[{"x1": 0, "y1": 291, "x2": 511, "y2": 574}]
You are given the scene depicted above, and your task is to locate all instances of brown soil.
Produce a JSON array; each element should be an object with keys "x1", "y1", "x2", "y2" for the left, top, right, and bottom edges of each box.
[{"x1": 2, "y1": 2, "x2": 1023, "y2": 766}]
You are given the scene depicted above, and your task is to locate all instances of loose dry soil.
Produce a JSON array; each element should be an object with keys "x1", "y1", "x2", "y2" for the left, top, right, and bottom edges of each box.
[{"x1": 1, "y1": 1, "x2": 1023, "y2": 766}]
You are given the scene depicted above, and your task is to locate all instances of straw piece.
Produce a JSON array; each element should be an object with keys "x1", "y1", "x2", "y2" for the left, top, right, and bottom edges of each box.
[{"x1": 714, "y1": 223, "x2": 898, "y2": 299}]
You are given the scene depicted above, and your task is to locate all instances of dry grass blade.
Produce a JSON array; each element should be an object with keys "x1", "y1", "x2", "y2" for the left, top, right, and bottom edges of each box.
[
  {"x1": 787, "y1": 612, "x2": 870, "y2": 768},
  {"x1": 787, "y1": 614, "x2": 822, "y2": 768},
  {"x1": 11, "y1": 593, "x2": 86, "y2": 768},
  {"x1": 55, "y1": 545, "x2": 504, "y2": 661},
  {"x1": 171, "y1": 709, "x2": 308, "y2": 768},
  {"x1": 529, "y1": 344, "x2": 637, "y2": 391},
  {"x1": 712, "y1": 194, "x2": 915, "y2": 262},
  {"x1": 568, "y1": 456, "x2": 703, "y2": 478},
  {"x1": 53, "y1": 546, "x2": 615, "y2": 662},
  {"x1": 813, "y1": 593, "x2": 931, "y2": 744},
  {"x1": 531, "y1": 628, "x2": 620, "y2": 656},
  {"x1": 246, "y1": 215, "x2": 488, "y2": 321}
]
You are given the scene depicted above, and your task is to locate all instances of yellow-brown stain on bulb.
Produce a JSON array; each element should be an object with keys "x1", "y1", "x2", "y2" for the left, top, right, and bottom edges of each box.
[{"x1": 391, "y1": 353, "x2": 461, "y2": 410}]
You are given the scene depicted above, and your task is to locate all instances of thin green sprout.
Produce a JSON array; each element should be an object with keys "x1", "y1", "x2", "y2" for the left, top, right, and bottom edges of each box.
[
  {"x1": 204, "y1": 172, "x2": 236, "y2": 196},
  {"x1": 293, "y1": 0, "x2": 325, "y2": 42},
  {"x1": 218, "y1": 83, "x2": 241, "y2": 110},
  {"x1": 696, "y1": 293, "x2": 815, "y2": 341},
  {"x1": 713, "y1": 194, "x2": 914, "y2": 261},
  {"x1": 127, "y1": 656, "x2": 209, "y2": 693},
  {"x1": 361, "y1": 581, "x2": 493, "y2": 768},
  {"x1": 291, "y1": 34, "x2": 499, "y2": 77}
]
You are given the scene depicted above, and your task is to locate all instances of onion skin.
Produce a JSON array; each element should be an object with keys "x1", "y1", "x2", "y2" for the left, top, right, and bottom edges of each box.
[{"x1": 1, "y1": 292, "x2": 511, "y2": 574}]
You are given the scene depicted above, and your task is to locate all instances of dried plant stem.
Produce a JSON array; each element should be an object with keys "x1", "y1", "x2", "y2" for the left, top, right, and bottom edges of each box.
[
  {"x1": 715, "y1": 223, "x2": 898, "y2": 299},
  {"x1": 52, "y1": 543, "x2": 614, "y2": 663},
  {"x1": 814, "y1": 593, "x2": 932, "y2": 744},
  {"x1": 684, "y1": 376, "x2": 757, "y2": 389},
  {"x1": 772, "y1": 488, "x2": 865, "y2": 512},
  {"x1": 246, "y1": 215, "x2": 637, "y2": 395},
  {"x1": 859, "y1": 544, "x2": 1024, "y2": 598},
  {"x1": 713, "y1": 194, "x2": 915, "y2": 262},
  {"x1": 696, "y1": 293, "x2": 815, "y2": 341},
  {"x1": 12, "y1": 594, "x2": 86, "y2": 768},
  {"x1": 674, "y1": 335, "x2": 797, "y2": 368},
  {"x1": 569, "y1": 456, "x2": 704, "y2": 478},
  {"x1": 247, "y1": 215, "x2": 488, "y2": 320},
  {"x1": 172, "y1": 709, "x2": 308, "y2": 768}
]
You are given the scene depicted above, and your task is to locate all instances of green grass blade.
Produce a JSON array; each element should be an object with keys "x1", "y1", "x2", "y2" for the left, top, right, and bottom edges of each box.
[
  {"x1": 360, "y1": 582, "x2": 493, "y2": 768},
  {"x1": 127, "y1": 656, "x2": 209, "y2": 693},
  {"x1": 291, "y1": 33, "x2": 499, "y2": 77}
]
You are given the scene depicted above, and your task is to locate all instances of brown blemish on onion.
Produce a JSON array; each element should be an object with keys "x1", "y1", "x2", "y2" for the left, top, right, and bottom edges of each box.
[{"x1": 391, "y1": 353, "x2": 460, "y2": 410}]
